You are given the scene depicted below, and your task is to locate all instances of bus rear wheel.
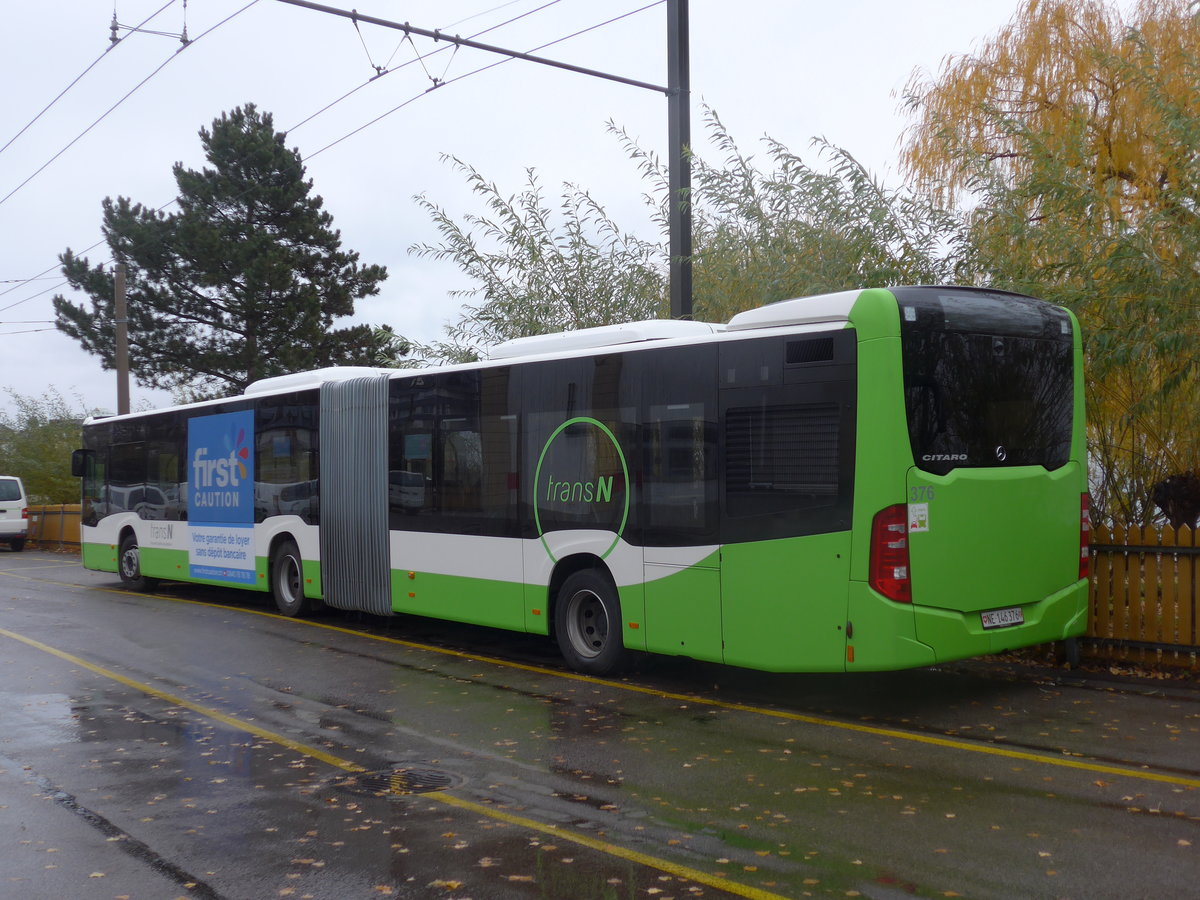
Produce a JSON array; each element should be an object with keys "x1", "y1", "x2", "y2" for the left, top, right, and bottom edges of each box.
[
  {"x1": 118, "y1": 534, "x2": 159, "y2": 592},
  {"x1": 271, "y1": 540, "x2": 308, "y2": 617},
  {"x1": 554, "y1": 569, "x2": 628, "y2": 676}
]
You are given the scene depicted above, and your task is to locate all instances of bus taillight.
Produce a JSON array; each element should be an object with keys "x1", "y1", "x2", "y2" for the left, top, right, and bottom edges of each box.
[
  {"x1": 1080, "y1": 494, "x2": 1091, "y2": 581},
  {"x1": 870, "y1": 504, "x2": 911, "y2": 603}
]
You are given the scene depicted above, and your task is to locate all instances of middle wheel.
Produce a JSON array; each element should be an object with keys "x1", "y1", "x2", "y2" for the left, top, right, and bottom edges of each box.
[{"x1": 554, "y1": 569, "x2": 628, "y2": 675}]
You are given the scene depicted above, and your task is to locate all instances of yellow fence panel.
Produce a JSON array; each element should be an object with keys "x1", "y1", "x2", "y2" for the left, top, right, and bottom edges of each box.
[{"x1": 1086, "y1": 524, "x2": 1198, "y2": 670}]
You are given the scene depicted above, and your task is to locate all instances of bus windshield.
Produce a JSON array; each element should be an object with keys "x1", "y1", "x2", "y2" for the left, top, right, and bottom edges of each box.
[{"x1": 895, "y1": 288, "x2": 1075, "y2": 476}]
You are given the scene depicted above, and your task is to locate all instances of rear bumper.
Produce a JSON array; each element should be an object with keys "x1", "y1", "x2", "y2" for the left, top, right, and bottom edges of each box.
[
  {"x1": 846, "y1": 578, "x2": 1087, "y2": 671},
  {"x1": 915, "y1": 578, "x2": 1088, "y2": 662}
]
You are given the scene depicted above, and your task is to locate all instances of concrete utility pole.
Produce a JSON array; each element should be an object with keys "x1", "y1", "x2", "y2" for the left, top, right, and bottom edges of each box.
[
  {"x1": 114, "y1": 263, "x2": 130, "y2": 416},
  {"x1": 667, "y1": 0, "x2": 692, "y2": 319}
]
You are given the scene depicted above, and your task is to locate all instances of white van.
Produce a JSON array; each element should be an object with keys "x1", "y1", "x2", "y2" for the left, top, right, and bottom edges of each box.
[{"x1": 0, "y1": 476, "x2": 28, "y2": 552}]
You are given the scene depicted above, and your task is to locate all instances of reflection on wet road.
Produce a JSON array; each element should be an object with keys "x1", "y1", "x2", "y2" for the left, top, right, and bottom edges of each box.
[{"x1": 2, "y1": 550, "x2": 1198, "y2": 899}]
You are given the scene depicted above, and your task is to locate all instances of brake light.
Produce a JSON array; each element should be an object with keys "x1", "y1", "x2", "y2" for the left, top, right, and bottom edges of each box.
[
  {"x1": 870, "y1": 504, "x2": 911, "y2": 603},
  {"x1": 21, "y1": 508, "x2": 28, "y2": 520},
  {"x1": 1079, "y1": 494, "x2": 1090, "y2": 581}
]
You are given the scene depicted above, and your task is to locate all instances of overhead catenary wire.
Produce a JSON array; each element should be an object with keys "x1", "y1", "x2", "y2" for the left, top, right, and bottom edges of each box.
[
  {"x1": 286, "y1": 0, "x2": 566, "y2": 134},
  {"x1": 306, "y1": 1, "x2": 667, "y2": 160},
  {"x1": 440, "y1": 0, "x2": 531, "y2": 31},
  {"x1": 0, "y1": 326, "x2": 58, "y2": 336},
  {"x1": 0, "y1": 0, "x2": 262, "y2": 212},
  {"x1": 0, "y1": 1, "x2": 661, "y2": 324},
  {"x1": 110, "y1": 0, "x2": 191, "y2": 45},
  {"x1": 1, "y1": 0, "x2": 571, "y2": 321},
  {"x1": 1, "y1": 0, "x2": 570, "y2": 316},
  {"x1": 0, "y1": 0, "x2": 179, "y2": 160},
  {"x1": 276, "y1": 0, "x2": 668, "y2": 95},
  {"x1": 0, "y1": 0, "x2": 265, "y2": 315}
]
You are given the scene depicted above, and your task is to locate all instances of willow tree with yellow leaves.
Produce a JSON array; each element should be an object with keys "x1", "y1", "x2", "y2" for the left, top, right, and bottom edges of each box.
[{"x1": 901, "y1": 0, "x2": 1200, "y2": 524}]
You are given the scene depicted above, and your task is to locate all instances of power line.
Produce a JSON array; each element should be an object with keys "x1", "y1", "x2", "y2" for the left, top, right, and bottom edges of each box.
[
  {"x1": 440, "y1": 0, "x2": 531, "y2": 31},
  {"x1": 1, "y1": 0, "x2": 559, "y2": 316},
  {"x1": 0, "y1": 0, "x2": 263, "y2": 211},
  {"x1": 1, "y1": 1, "x2": 662, "y2": 319},
  {"x1": 0, "y1": 0, "x2": 265, "y2": 313},
  {"x1": 0, "y1": 273, "x2": 74, "y2": 314},
  {"x1": 306, "y1": 2, "x2": 667, "y2": 160},
  {"x1": 0, "y1": 326, "x2": 58, "y2": 336},
  {"x1": 276, "y1": 0, "x2": 668, "y2": 94},
  {"x1": 0, "y1": 0, "x2": 178, "y2": 160},
  {"x1": 286, "y1": 0, "x2": 566, "y2": 134}
]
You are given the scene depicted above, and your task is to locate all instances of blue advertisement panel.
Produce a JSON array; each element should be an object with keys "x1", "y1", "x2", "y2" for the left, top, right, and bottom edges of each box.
[{"x1": 187, "y1": 410, "x2": 256, "y2": 585}]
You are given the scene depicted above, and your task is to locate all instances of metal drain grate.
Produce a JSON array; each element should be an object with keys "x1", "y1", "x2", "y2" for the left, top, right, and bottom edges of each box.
[{"x1": 334, "y1": 767, "x2": 460, "y2": 798}]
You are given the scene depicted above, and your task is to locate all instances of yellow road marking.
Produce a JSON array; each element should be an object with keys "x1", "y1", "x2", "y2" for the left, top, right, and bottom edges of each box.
[
  {"x1": 245, "y1": 602, "x2": 1200, "y2": 790},
  {"x1": 6, "y1": 566, "x2": 1200, "y2": 791},
  {"x1": 0, "y1": 624, "x2": 789, "y2": 900},
  {"x1": 434, "y1": 793, "x2": 786, "y2": 900},
  {"x1": 0, "y1": 626, "x2": 364, "y2": 772}
]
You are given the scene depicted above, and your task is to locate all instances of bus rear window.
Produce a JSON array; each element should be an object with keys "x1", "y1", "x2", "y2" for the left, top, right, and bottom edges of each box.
[{"x1": 895, "y1": 289, "x2": 1074, "y2": 475}]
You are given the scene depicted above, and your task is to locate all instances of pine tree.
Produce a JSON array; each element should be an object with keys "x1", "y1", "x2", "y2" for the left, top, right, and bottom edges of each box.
[{"x1": 54, "y1": 104, "x2": 390, "y2": 399}]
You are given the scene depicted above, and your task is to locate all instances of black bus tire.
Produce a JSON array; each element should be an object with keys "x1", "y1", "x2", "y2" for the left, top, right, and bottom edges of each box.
[
  {"x1": 118, "y1": 533, "x2": 159, "y2": 592},
  {"x1": 271, "y1": 539, "x2": 307, "y2": 617},
  {"x1": 554, "y1": 569, "x2": 628, "y2": 676}
]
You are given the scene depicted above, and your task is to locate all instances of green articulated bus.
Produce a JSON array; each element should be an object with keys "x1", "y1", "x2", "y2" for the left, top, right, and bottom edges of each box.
[{"x1": 73, "y1": 286, "x2": 1089, "y2": 675}]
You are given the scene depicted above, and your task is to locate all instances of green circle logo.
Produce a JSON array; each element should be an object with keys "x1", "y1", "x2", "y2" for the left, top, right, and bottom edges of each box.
[{"x1": 533, "y1": 416, "x2": 629, "y2": 562}]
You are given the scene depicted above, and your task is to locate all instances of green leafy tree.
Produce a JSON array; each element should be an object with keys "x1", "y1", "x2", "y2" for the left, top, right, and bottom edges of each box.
[
  {"x1": 389, "y1": 156, "x2": 666, "y2": 365},
  {"x1": 0, "y1": 389, "x2": 93, "y2": 504},
  {"x1": 900, "y1": 0, "x2": 1200, "y2": 522},
  {"x1": 54, "y1": 104, "x2": 390, "y2": 399},
  {"x1": 392, "y1": 110, "x2": 962, "y2": 364},
  {"x1": 615, "y1": 110, "x2": 965, "y2": 323}
]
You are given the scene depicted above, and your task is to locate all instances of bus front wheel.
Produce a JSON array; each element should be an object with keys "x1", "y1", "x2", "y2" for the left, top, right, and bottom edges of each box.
[
  {"x1": 271, "y1": 540, "x2": 308, "y2": 617},
  {"x1": 554, "y1": 569, "x2": 628, "y2": 676},
  {"x1": 118, "y1": 534, "x2": 159, "y2": 592}
]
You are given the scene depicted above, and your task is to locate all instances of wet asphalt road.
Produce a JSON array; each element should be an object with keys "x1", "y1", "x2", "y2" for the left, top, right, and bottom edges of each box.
[{"x1": 1, "y1": 548, "x2": 1198, "y2": 900}]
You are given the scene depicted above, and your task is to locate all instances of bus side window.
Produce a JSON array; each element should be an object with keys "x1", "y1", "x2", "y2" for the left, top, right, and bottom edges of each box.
[
  {"x1": 255, "y1": 393, "x2": 319, "y2": 523},
  {"x1": 109, "y1": 440, "x2": 147, "y2": 516},
  {"x1": 388, "y1": 379, "x2": 437, "y2": 525},
  {"x1": 81, "y1": 443, "x2": 108, "y2": 528},
  {"x1": 639, "y1": 343, "x2": 719, "y2": 546}
]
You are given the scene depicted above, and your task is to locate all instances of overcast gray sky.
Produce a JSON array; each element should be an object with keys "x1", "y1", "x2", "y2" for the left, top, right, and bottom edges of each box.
[{"x1": 1, "y1": 0, "x2": 1031, "y2": 417}]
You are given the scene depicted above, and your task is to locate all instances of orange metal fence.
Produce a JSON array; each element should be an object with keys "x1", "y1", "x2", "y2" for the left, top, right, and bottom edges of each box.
[{"x1": 27, "y1": 504, "x2": 82, "y2": 548}]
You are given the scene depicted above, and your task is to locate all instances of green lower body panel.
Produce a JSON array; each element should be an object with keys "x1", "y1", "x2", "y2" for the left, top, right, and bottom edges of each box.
[
  {"x1": 721, "y1": 533, "x2": 853, "y2": 672},
  {"x1": 83, "y1": 542, "x2": 272, "y2": 593},
  {"x1": 81, "y1": 540, "x2": 117, "y2": 573},
  {"x1": 392, "y1": 568, "x2": 525, "y2": 632},
  {"x1": 643, "y1": 557, "x2": 720, "y2": 660},
  {"x1": 618, "y1": 582, "x2": 646, "y2": 652},
  {"x1": 845, "y1": 582, "x2": 934, "y2": 671}
]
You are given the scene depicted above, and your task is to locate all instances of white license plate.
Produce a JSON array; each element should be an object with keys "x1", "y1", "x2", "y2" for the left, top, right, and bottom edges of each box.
[{"x1": 981, "y1": 606, "x2": 1024, "y2": 630}]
